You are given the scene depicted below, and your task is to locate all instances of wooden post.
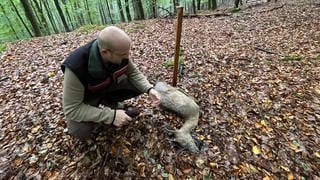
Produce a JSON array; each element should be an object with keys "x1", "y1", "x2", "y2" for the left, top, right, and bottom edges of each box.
[{"x1": 172, "y1": 6, "x2": 183, "y2": 87}]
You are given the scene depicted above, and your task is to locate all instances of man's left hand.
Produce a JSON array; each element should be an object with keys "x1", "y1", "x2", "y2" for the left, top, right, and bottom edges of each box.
[{"x1": 149, "y1": 88, "x2": 160, "y2": 107}]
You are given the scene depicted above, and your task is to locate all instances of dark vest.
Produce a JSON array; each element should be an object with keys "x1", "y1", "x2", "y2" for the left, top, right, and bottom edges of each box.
[{"x1": 61, "y1": 41, "x2": 128, "y2": 100}]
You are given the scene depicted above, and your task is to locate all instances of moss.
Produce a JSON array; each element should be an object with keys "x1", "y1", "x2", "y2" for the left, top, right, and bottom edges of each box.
[
  {"x1": 164, "y1": 56, "x2": 184, "y2": 68},
  {"x1": 316, "y1": 54, "x2": 320, "y2": 60},
  {"x1": 0, "y1": 43, "x2": 6, "y2": 53},
  {"x1": 281, "y1": 55, "x2": 303, "y2": 61},
  {"x1": 230, "y1": 8, "x2": 241, "y2": 13},
  {"x1": 279, "y1": 15, "x2": 287, "y2": 22}
]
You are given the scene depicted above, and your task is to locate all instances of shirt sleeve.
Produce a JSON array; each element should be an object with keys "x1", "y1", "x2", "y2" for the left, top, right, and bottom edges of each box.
[
  {"x1": 62, "y1": 67, "x2": 115, "y2": 124},
  {"x1": 126, "y1": 59, "x2": 153, "y2": 93}
]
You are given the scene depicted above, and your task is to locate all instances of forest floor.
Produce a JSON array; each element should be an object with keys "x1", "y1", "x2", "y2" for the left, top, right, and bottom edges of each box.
[{"x1": 0, "y1": 0, "x2": 320, "y2": 179}]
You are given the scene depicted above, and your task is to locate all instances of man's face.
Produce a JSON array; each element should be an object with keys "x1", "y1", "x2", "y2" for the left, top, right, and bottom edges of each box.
[
  {"x1": 101, "y1": 47, "x2": 130, "y2": 66},
  {"x1": 107, "y1": 49, "x2": 130, "y2": 65}
]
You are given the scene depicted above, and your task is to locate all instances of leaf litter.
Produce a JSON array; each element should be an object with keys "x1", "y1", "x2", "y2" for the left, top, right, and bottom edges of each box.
[{"x1": 0, "y1": 0, "x2": 319, "y2": 179}]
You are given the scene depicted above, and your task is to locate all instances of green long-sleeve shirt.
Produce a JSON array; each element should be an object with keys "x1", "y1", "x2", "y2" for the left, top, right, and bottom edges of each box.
[{"x1": 62, "y1": 59, "x2": 153, "y2": 124}]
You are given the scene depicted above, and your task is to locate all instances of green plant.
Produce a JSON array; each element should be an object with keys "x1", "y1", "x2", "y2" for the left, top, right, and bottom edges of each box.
[
  {"x1": 281, "y1": 55, "x2": 303, "y2": 61},
  {"x1": 190, "y1": 72, "x2": 201, "y2": 78},
  {"x1": 230, "y1": 8, "x2": 241, "y2": 13},
  {"x1": 0, "y1": 43, "x2": 6, "y2": 53},
  {"x1": 235, "y1": 26, "x2": 245, "y2": 32},
  {"x1": 164, "y1": 56, "x2": 184, "y2": 68},
  {"x1": 279, "y1": 15, "x2": 287, "y2": 22},
  {"x1": 316, "y1": 54, "x2": 320, "y2": 60}
]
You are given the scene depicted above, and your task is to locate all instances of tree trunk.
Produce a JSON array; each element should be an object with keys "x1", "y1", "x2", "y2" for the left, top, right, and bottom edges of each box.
[
  {"x1": 64, "y1": 4, "x2": 74, "y2": 30},
  {"x1": 84, "y1": 0, "x2": 94, "y2": 24},
  {"x1": 20, "y1": 0, "x2": 41, "y2": 37},
  {"x1": 0, "y1": 3, "x2": 19, "y2": 39},
  {"x1": 151, "y1": 0, "x2": 157, "y2": 18},
  {"x1": 9, "y1": 0, "x2": 33, "y2": 37},
  {"x1": 105, "y1": 0, "x2": 114, "y2": 24},
  {"x1": 192, "y1": 0, "x2": 196, "y2": 14},
  {"x1": 53, "y1": 0, "x2": 70, "y2": 32},
  {"x1": 117, "y1": 0, "x2": 125, "y2": 22},
  {"x1": 43, "y1": 0, "x2": 59, "y2": 33},
  {"x1": 124, "y1": 0, "x2": 132, "y2": 21},
  {"x1": 32, "y1": 0, "x2": 50, "y2": 35},
  {"x1": 99, "y1": 0, "x2": 107, "y2": 24},
  {"x1": 197, "y1": 0, "x2": 201, "y2": 10},
  {"x1": 235, "y1": 0, "x2": 240, "y2": 8},
  {"x1": 29, "y1": 1, "x2": 41, "y2": 28},
  {"x1": 74, "y1": 1, "x2": 85, "y2": 26},
  {"x1": 133, "y1": 0, "x2": 144, "y2": 20},
  {"x1": 210, "y1": 0, "x2": 217, "y2": 10}
]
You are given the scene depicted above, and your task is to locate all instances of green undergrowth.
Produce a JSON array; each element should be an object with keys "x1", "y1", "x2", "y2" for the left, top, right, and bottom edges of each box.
[
  {"x1": 75, "y1": 24, "x2": 105, "y2": 33},
  {"x1": 126, "y1": 21, "x2": 146, "y2": 33},
  {"x1": 164, "y1": 56, "x2": 184, "y2": 68},
  {"x1": 281, "y1": 55, "x2": 303, "y2": 61},
  {"x1": 0, "y1": 43, "x2": 6, "y2": 53},
  {"x1": 230, "y1": 8, "x2": 241, "y2": 13}
]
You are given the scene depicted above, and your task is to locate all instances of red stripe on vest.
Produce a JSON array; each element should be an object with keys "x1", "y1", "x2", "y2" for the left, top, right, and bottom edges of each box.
[
  {"x1": 88, "y1": 77, "x2": 111, "y2": 92},
  {"x1": 87, "y1": 64, "x2": 128, "y2": 92},
  {"x1": 112, "y1": 65, "x2": 128, "y2": 80}
]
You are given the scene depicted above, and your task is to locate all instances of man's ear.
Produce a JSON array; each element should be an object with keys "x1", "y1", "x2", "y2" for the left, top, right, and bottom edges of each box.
[{"x1": 100, "y1": 48, "x2": 108, "y2": 56}]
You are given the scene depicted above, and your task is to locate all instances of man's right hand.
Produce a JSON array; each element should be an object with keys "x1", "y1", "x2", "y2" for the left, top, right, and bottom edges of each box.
[{"x1": 112, "y1": 110, "x2": 132, "y2": 127}]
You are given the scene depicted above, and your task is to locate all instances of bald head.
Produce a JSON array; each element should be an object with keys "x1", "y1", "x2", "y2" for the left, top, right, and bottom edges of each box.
[{"x1": 97, "y1": 26, "x2": 131, "y2": 52}]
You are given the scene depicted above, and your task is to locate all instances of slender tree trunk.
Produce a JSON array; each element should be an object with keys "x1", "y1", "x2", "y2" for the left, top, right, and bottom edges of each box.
[
  {"x1": 192, "y1": 0, "x2": 196, "y2": 14},
  {"x1": 53, "y1": 0, "x2": 70, "y2": 32},
  {"x1": 235, "y1": 0, "x2": 240, "y2": 8},
  {"x1": 29, "y1": 1, "x2": 41, "y2": 28},
  {"x1": 72, "y1": 1, "x2": 80, "y2": 27},
  {"x1": 212, "y1": 0, "x2": 217, "y2": 10},
  {"x1": 84, "y1": 0, "x2": 94, "y2": 24},
  {"x1": 9, "y1": 0, "x2": 33, "y2": 37},
  {"x1": 20, "y1": 0, "x2": 41, "y2": 37},
  {"x1": 32, "y1": 0, "x2": 50, "y2": 35},
  {"x1": 197, "y1": 0, "x2": 201, "y2": 10},
  {"x1": 151, "y1": 0, "x2": 157, "y2": 18},
  {"x1": 60, "y1": 0, "x2": 74, "y2": 29},
  {"x1": 209, "y1": 0, "x2": 217, "y2": 10},
  {"x1": 74, "y1": 1, "x2": 85, "y2": 26},
  {"x1": 43, "y1": 0, "x2": 59, "y2": 33},
  {"x1": 124, "y1": 0, "x2": 132, "y2": 21},
  {"x1": 0, "y1": 3, "x2": 19, "y2": 39},
  {"x1": 99, "y1": 0, "x2": 107, "y2": 24},
  {"x1": 105, "y1": 0, "x2": 114, "y2": 24},
  {"x1": 117, "y1": 0, "x2": 125, "y2": 22},
  {"x1": 173, "y1": 0, "x2": 176, "y2": 13},
  {"x1": 133, "y1": 0, "x2": 144, "y2": 20},
  {"x1": 64, "y1": 4, "x2": 74, "y2": 30}
]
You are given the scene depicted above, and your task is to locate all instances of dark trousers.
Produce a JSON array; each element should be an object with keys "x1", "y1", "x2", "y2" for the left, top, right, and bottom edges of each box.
[{"x1": 67, "y1": 78, "x2": 142, "y2": 140}]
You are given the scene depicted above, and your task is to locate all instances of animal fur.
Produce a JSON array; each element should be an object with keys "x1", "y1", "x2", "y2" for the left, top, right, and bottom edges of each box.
[{"x1": 154, "y1": 82, "x2": 200, "y2": 152}]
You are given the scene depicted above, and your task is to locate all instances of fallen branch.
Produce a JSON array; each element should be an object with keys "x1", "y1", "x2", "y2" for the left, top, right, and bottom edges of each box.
[
  {"x1": 254, "y1": 46, "x2": 278, "y2": 54},
  {"x1": 184, "y1": 12, "x2": 231, "y2": 18},
  {"x1": 0, "y1": 77, "x2": 9, "y2": 82},
  {"x1": 258, "y1": 4, "x2": 285, "y2": 13}
]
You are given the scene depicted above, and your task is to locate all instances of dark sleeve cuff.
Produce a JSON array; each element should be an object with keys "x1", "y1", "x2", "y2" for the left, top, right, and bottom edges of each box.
[
  {"x1": 111, "y1": 110, "x2": 116, "y2": 125},
  {"x1": 147, "y1": 87, "x2": 153, "y2": 94}
]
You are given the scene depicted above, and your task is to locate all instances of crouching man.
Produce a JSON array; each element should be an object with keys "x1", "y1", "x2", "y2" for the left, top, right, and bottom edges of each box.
[{"x1": 61, "y1": 26, "x2": 160, "y2": 140}]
